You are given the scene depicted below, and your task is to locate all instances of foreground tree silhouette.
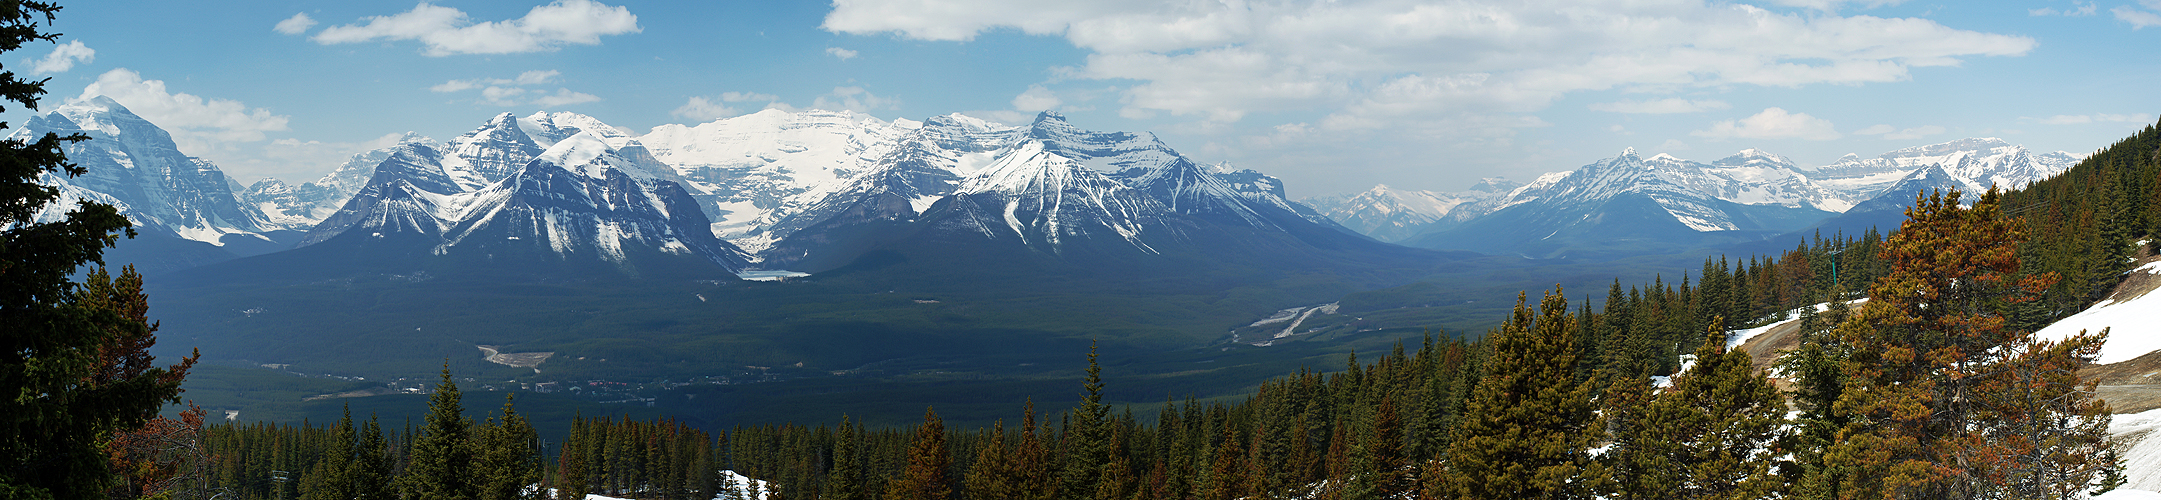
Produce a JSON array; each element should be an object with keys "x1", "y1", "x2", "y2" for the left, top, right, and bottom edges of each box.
[{"x1": 0, "y1": 2, "x2": 195, "y2": 499}]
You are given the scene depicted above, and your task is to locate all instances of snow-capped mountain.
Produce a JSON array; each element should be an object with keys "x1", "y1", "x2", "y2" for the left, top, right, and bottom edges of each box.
[
  {"x1": 1812, "y1": 138, "x2": 2077, "y2": 202},
  {"x1": 1301, "y1": 179, "x2": 1519, "y2": 243},
  {"x1": 638, "y1": 109, "x2": 929, "y2": 253},
  {"x1": 1327, "y1": 138, "x2": 2079, "y2": 257},
  {"x1": 763, "y1": 112, "x2": 1409, "y2": 272},
  {"x1": 1399, "y1": 148, "x2": 1837, "y2": 257},
  {"x1": 14, "y1": 96, "x2": 293, "y2": 255},
  {"x1": 241, "y1": 133, "x2": 437, "y2": 227},
  {"x1": 295, "y1": 112, "x2": 749, "y2": 277}
]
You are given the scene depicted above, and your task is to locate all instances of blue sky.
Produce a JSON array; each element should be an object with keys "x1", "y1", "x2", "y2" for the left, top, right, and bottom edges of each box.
[{"x1": 16, "y1": 0, "x2": 2160, "y2": 197}]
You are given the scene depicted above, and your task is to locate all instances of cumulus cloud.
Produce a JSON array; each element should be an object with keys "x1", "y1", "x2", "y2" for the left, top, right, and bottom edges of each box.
[
  {"x1": 27, "y1": 40, "x2": 93, "y2": 75},
  {"x1": 79, "y1": 68, "x2": 290, "y2": 145},
  {"x1": 1691, "y1": 108, "x2": 1841, "y2": 141},
  {"x1": 2115, "y1": 3, "x2": 2161, "y2": 28},
  {"x1": 672, "y1": 92, "x2": 784, "y2": 121},
  {"x1": 430, "y1": 70, "x2": 596, "y2": 107},
  {"x1": 1010, "y1": 85, "x2": 1062, "y2": 112},
  {"x1": 430, "y1": 70, "x2": 560, "y2": 92},
  {"x1": 827, "y1": 0, "x2": 2033, "y2": 134},
  {"x1": 1588, "y1": 98, "x2": 1730, "y2": 114},
  {"x1": 812, "y1": 86, "x2": 898, "y2": 113},
  {"x1": 825, "y1": 47, "x2": 858, "y2": 60},
  {"x1": 313, "y1": 0, "x2": 640, "y2": 56},
  {"x1": 274, "y1": 13, "x2": 318, "y2": 34},
  {"x1": 2035, "y1": 113, "x2": 2154, "y2": 125},
  {"x1": 2030, "y1": 2, "x2": 2099, "y2": 16}
]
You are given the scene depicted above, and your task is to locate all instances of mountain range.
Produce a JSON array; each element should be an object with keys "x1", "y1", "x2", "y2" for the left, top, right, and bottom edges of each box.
[{"x1": 1305, "y1": 140, "x2": 2079, "y2": 257}]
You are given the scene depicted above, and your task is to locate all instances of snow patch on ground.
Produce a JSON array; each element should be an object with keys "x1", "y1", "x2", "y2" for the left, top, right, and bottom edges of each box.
[
  {"x1": 1726, "y1": 298, "x2": 1867, "y2": 349},
  {"x1": 2036, "y1": 263, "x2": 2161, "y2": 364},
  {"x1": 2113, "y1": 408, "x2": 2161, "y2": 491}
]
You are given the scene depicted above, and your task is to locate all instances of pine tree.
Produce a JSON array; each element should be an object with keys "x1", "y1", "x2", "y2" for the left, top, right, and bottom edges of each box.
[
  {"x1": 885, "y1": 407, "x2": 953, "y2": 500},
  {"x1": 1821, "y1": 189, "x2": 2118, "y2": 499},
  {"x1": 1436, "y1": 287, "x2": 1602, "y2": 499},
  {"x1": 403, "y1": 364, "x2": 476, "y2": 500}
]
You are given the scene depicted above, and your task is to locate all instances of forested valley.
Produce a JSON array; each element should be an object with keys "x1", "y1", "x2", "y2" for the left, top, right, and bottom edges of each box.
[{"x1": 118, "y1": 120, "x2": 2161, "y2": 499}]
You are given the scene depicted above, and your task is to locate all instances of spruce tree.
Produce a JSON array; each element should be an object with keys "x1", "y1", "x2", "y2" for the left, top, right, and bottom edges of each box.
[
  {"x1": 1436, "y1": 287, "x2": 1602, "y2": 499},
  {"x1": 354, "y1": 414, "x2": 393, "y2": 500},
  {"x1": 1641, "y1": 321, "x2": 1786, "y2": 499},
  {"x1": 475, "y1": 394, "x2": 541, "y2": 500},
  {"x1": 300, "y1": 406, "x2": 357, "y2": 500},
  {"x1": 885, "y1": 407, "x2": 952, "y2": 500},
  {"x1": 1062, "y1": 341, "x2": 1112, "y2": 497},
  {"x1": 829, "y1": 416, "x2": 866, "y2": 500},
  {"x1": 403, "y1": 364, "x2": 476, "y2": 500}
]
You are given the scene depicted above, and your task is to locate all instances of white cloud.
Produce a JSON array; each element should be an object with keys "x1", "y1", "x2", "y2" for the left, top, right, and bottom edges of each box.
[
  {"x1": 812, "y1": 87, "x2": 898, "y2": 113},
  {"x1": 1883, "y1": 125, "x2": 1943, "y2": 140},
  {"x1": 2030, "y1": 2, "x2": 2099, "y2": 16},
  {"x1": 827, "y1": 0, "x2": 2032, "y2": 136},
  {"x1": 431, "y1": 70, "x2": 594, "y2": 107},
  {"x1": 79, "y1": 69, "x2": 290, "y2": 146},
  {"x1": 1010, "y1": 85, "x2": 1062, "y2": 112},
  {"x1": 671, "y1": 92, "x2": 784, "y2": 121},
  {"x1": 825, "y1": 47, "x2": 858, "y2": 60},
  {"x1": 1852, "y1": 123, "x2": 1942, "y2": 139},
  {"x1": 313, "y1": 0, "x2": 640, "y2": 56},
  {"x1": 27, "y1": 40, "x2": 93, "y2": 75},
  {"x1": 531, "y1": 88, "x2": 600, "y2": 107},
  {"x1": 2035, "y1": 113, "x2": 2154, "y2": 125},
  {"x1": 1691, "y1": 108, "x2": 1841, "y2": 141},
  {"x1": 274, "y1": 13, "x2": 318, "y2": 35},
  {"x1": 2114, "y1": 4, "x2": 2161, "y2": 28},
  {"x1": 1763, "y1": 0, "x2": 1906, "y2": 10},
  {"x1": 1588, "y1": 98, "x2": 1730, "y2": 114},
  {"x1": 1658, "y1": 139, "x2": 1691, "y2": 151},
  {"x1": 431, "y1": 70, "x2": 560, "y2": 92}
]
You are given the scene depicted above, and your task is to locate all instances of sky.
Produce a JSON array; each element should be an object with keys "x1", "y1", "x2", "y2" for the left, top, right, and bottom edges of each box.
[{"x1": 11, "y1": 0, "x2": 2160, "y2": 198}]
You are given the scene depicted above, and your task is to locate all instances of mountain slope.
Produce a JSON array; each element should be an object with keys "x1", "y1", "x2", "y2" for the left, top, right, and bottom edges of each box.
[
  {"x1": 282, "y1": 114, "x2": 748, "y2": 279},
  {"x1": 12, "y1": 96, "x2": 300, "y2": 272}
]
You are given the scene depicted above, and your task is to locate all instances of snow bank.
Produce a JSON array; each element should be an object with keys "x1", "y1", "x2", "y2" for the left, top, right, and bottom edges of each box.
[
  {"x1": 2035, "y1": 263, "x2": 2161, "y2": 365},
  {"x1": 2098, "y1": 489, "x2": 2161, "y2": 499},
  {"x1": 1726, "y1": 298, "x2": 1866, "y2": 349},
  {"x1": 551, "y1": 470, "x2": 774, "y2": 500},
  {"x1": 2114, "y1": 408, "x2": 2161, "y2": 491}
]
